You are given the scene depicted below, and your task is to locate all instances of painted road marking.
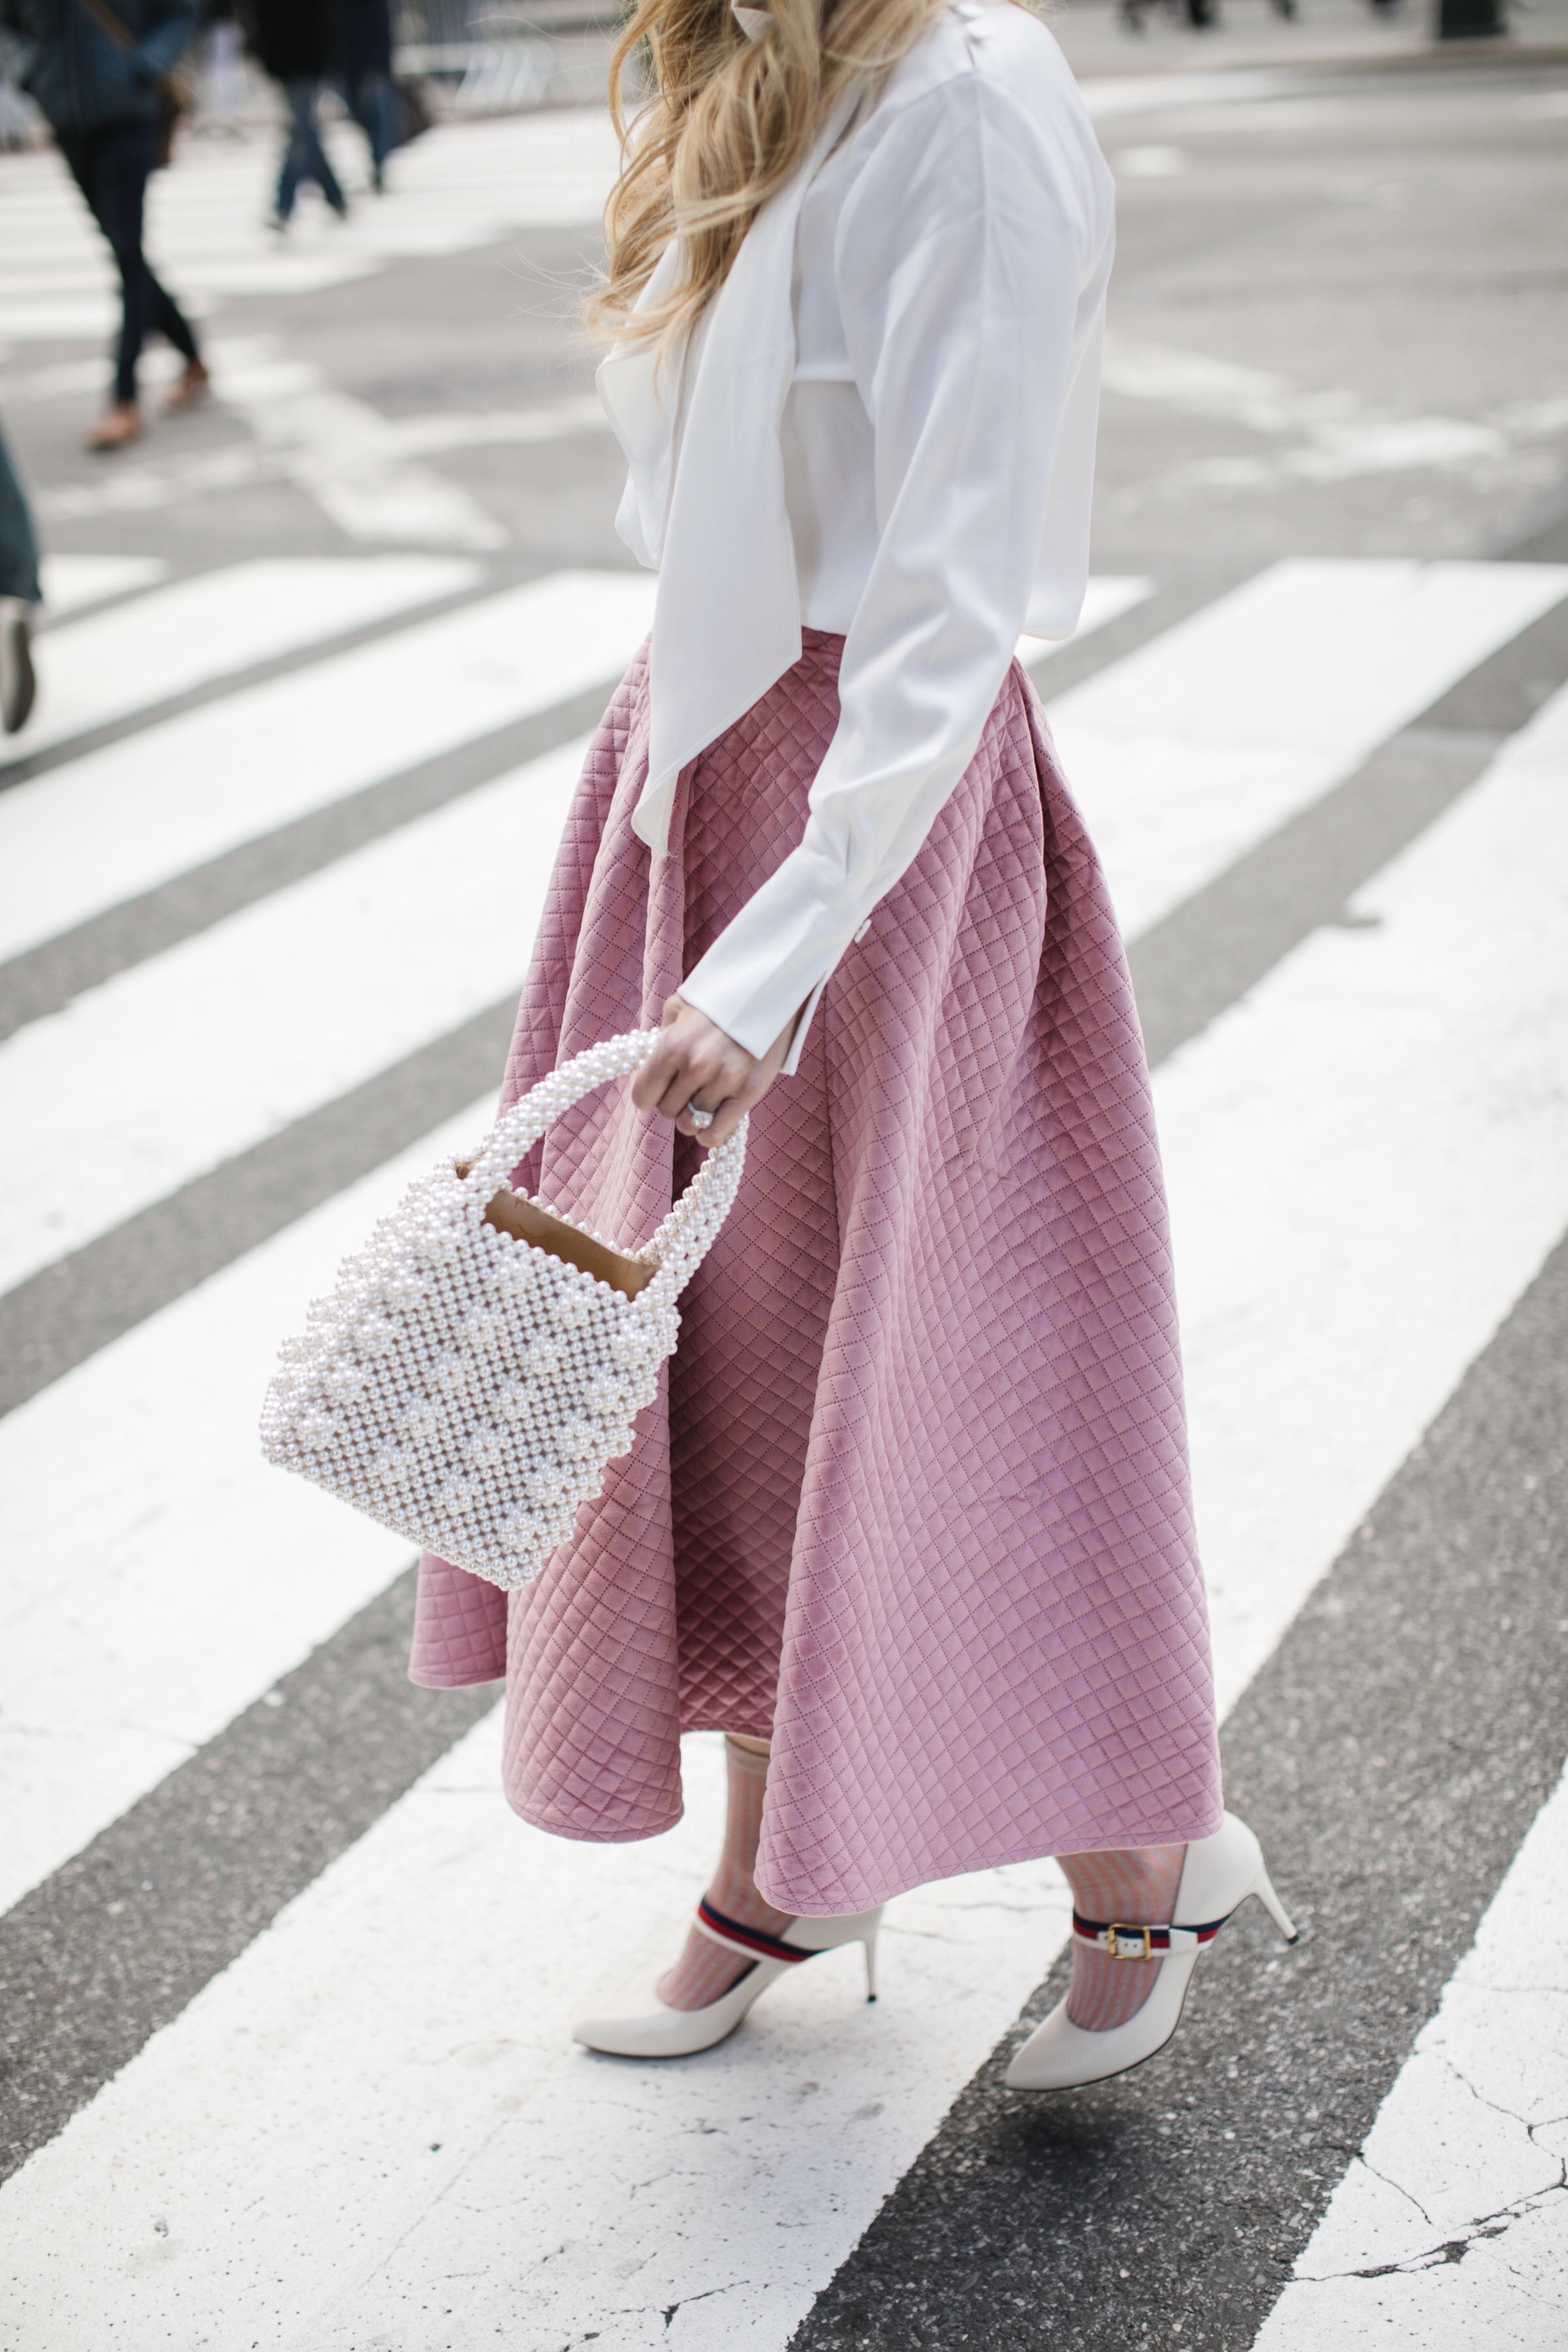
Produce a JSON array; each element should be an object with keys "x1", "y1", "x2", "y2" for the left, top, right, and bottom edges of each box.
[
  {"x1": 1256, "y1": 1757, "x2": 1568, "y2": 2345},
  {"x1": 35, "y1": 555, "x2": 170, "y2": 617},
  {"x1": 1049, "y1": 556, "x2": 1568, "y2": 938},
  {"x1": 0, "y1": 736, "x2": 589, "y2": 1294},
  {"x1": 0, "y1": 679, "x2": 1563, "y2": 2345},
  {"x1": 1167, "y1": 673, "x2": 1568, "y2": 1716},
  {"x1": 2, "y1": 559, "x2": 1555, "y2": 1290},
  {"x1": 0, "y1": 570, "x2": 656, "y2": 966},
  {"x1": 0, "y1": 111, "x2": 625, "y2": 344},
  {"x1": 0, "y1": 1096, "x2": 492, "y2": 1918},
  {"x1": 1, "y1": 555, "x2": 476, "y2": 762}
]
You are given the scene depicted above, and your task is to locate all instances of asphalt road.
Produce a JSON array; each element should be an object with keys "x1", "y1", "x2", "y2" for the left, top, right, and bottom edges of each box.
[{"x1": 1, "y1": 30, "x2": 1567, "y2": 2351}]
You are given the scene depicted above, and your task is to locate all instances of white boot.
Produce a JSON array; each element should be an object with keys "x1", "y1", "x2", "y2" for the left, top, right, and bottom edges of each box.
[
  {"x1": 1005, "y1": 1812, "x2": 1296, "y2": 2093},
  {"x1": 573, "y1": 1900, "x2": 883, "y2": 2059}
]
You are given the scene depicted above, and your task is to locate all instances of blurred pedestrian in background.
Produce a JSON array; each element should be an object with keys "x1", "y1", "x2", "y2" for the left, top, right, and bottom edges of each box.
[
  {"x1": 331, "y1": 0, "x2": 393, "y2": 191},
  {"x1": 0, "y1": 421, "x2": 40, "y2": 734},
  {"x1": 1122, "y1": 0, "x2": 1294, "y2": 26},
  {"x1": 248, "y1": 0, "x2": 348, "y2": 225},
  {"x1": 200, "y1": 0, "x2": 246, "y2": 134},
  {"x1": 0, "y1": 0, "x2": 208, "y2": 449}
]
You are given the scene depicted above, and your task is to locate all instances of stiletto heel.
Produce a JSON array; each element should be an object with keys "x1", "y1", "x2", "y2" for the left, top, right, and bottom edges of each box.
[
  {"x1": 573, "y1": 1902, "x2": 886, "y2": 2057},
  {"x1": 1005, "y1": 1812, "x2": 1295, "y2": 2093},
  {"x1": 1254, "y1": 1863, "x2": 1298, "y2": 1945}
]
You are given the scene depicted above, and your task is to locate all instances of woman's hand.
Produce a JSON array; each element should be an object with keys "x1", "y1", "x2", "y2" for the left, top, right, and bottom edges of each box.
[{"x1": 631, "y1": 994, "x2": 794, "y2": 1147}]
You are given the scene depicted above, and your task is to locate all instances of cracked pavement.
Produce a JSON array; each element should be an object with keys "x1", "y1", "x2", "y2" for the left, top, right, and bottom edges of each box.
[{"x1": 1258, "y1": 1758, "x2": 1568, "y2": 2340}]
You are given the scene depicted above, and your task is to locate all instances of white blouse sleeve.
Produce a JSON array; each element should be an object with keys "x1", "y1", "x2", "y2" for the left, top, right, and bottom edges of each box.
[{"x1": 679, "y1": 69, "x2": 1106, "y2": 1068}]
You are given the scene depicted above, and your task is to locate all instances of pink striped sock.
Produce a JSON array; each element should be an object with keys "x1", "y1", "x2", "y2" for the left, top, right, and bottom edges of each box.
[
  {"x1": 1058, "y1": 1846, "x2": 1186, "y2": 2031},
  {"x1": 656, "y1": 1736, "x2": 795, "y2": 2014}
]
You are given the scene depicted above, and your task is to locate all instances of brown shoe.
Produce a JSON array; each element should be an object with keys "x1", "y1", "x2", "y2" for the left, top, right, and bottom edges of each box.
[
  {"x1": 88, "y1": 403, "x2": 144, "y2": 452},
  {"x1": 164, "y1": 359, "x2": 211, "y2": 415}
]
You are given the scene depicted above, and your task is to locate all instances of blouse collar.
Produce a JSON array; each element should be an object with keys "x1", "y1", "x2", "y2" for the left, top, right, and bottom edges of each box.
[{"x1": 597, "y1": 88, "x2": 859, "y2": 856}]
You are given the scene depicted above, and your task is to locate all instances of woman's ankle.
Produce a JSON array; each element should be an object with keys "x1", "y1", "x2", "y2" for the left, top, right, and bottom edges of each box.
[
  {"x1": 655, "y1": 1732, "x2": 792, "y2": 2012},
  {"x1": 1058, "y1": 1844, "x2": 1186, "y2": 2032}
]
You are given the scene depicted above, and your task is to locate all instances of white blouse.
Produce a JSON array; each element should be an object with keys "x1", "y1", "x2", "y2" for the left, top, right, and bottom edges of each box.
[{"x1": 596, "y1": 0, "x2": 1115, "y2": 1070}]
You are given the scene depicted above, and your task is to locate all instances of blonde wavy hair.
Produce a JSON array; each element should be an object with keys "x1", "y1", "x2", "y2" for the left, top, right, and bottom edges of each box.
[{"x1": 588, "y1": 0, "x2": 958, "y2": 352}]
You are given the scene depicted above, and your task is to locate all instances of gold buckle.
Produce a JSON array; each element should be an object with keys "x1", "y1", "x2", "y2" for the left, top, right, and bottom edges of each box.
[{"x1": 1105, "y1": 1922, "x2": 1154, "y2": 1960}]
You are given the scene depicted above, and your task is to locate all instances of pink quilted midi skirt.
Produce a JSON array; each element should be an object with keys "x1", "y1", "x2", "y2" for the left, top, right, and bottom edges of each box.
[{"x1": 410, "y1": 630, "x2": 1222, "y2": 1915}]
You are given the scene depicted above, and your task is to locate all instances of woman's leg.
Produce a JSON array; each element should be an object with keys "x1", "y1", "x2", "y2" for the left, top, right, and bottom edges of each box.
[
  {"x1": 97, "y1": 125, "x2": 198, "y2": 385},
  {"x1": 295, "y1": 80, "x2": 349, "y2": 213},
  {"x1": 368, "y1": 76, "x2": 398, "y2": 172},
  {"x1": 57, "y1": 122, "x2": 176, "y2": 439},
  {"x1": 0, "y1": 428, "x2": 41, "y2": 607},
  {"x1": 660, "y1": 1819, "x2": 1189, "y2": 2025},
  {"x1": 656, "y1": 1737, "x2": 794, "y2": 2012},
  {"x1": 275, "y1": 92, "x2": 299, "y2": 219},
  {"x1": 97, "y1": 124, "x2": 154, "y2": 410},
  {"x1": 57, "y1": 124, "x2": 145, "y2": 411},
  {"x1": 648, "y1": 737, "x2": 840, "y2": 2014},
  {"x1": 277, "y1": 82, "x2": 327, "y2": 219},
  {"x1": 342, "y1": 76, "x2": 372, "y2": 169},
  {"x1": 144, "y1": 269, "x2": 200, "y2": 370},
  {"x1": 1057, "y1": 1844, "x2": 1186, "y2": 2030},
  {"x1": 345, "y1": 73, "x2": 395, "y2": 184},
  {"x1": 0, "y1": 427, "x2": 40, "y2": 734}
]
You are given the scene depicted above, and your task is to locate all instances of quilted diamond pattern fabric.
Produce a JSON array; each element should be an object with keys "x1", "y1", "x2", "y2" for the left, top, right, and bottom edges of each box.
[{"x1": 410, "y1": 630, "x2": 1222, "y2": 1914}]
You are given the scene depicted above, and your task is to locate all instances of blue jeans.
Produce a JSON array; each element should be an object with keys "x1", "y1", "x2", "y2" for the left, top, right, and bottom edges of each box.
[
  {"x1": 56, "y1": 118, "x2": 201, "y2": 407},
  {"x1": 343, "y1": 73, "x2": 397, "y2": 174},
  {"x1": 0, "y1": 425, "x2": 42, "y2": 606},
  {"x1": 276, "y1": 80, "x2": 348, "y2": 220}
]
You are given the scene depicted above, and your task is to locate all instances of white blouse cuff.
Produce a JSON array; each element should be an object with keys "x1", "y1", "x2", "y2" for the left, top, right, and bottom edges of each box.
[{"x1": 678, "y1": 850, "x2": 870, "y2": 1074}]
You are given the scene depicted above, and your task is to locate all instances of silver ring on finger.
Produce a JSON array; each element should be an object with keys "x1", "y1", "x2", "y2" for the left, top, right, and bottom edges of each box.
[{"x1": 685, "y1": 1102, "x2": 715, "y2": 1132}]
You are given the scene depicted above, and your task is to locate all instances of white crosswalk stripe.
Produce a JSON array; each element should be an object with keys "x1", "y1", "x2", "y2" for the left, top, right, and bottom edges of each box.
[
  {"x1": 13, "y1": 332, "x2": 613, "y2": 543},
  {"x1": 0, "y1": 565, "x2": 1085, "y2": 973},
  {"x1": 0, "y1": 552, "x2": 1565, "y2": 2348},
  {"x1": 0, "y1": 736, "x2": 586, "y2": 1292},
  {"x1": 0, "y1": 112, "x2": 623, "y2": 342},
  {"x1": 35, "y1": 553, "x2": 171, "y2": 617},
  {"x1": 0, "y1": 1094, "x2": 492, "y2": 1919},
  {"x1": 1256, "y1": 1755, "x2": 1568, "y2": 2343},
  {"x1": 1, "y1": 558, "x2": 1552, "y2": 1292},
  {"x1": 1227, "y1": 681, "x2": 1568, "y2": 2341},
  {"x1": 0, "y1": 568, "x2": 658, "y2": 964},
  {"x1": 1166, "y1": 671, "x2": 1568, "y2": 1716},
  {"x1": 1049, "y1": 556, "x2": 1568, "y2": 937},
  {"x1": 0, "y1": 1712, "x2": 1075, "y2": 2352},
  {"x1": 3, "y1": 554, "x2": 476, "y2": 760}
]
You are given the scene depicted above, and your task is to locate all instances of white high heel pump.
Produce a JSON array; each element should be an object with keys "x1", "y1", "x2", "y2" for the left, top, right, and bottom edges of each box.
[
  {"x1": 1005, "y1": 1811, "x2": 1296, "y2": 2093},
  {"x1": 572, "y1": 1897, "x2": 884, "y2": 2059}
]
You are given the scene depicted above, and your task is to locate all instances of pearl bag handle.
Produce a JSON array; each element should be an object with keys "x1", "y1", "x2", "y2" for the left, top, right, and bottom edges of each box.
[{"x1": 463, "y1": 1028, "x2": 749, "y2": 1296}]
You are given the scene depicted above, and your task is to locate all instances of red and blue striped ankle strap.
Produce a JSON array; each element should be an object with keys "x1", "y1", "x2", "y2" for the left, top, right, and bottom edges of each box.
[
  {"x1": 693, "y1": 1897, "x2": 808, "y2": 1966},
  {"x1": 1071, "y1": 1910, "x2": 1229, "y2": 1959}
]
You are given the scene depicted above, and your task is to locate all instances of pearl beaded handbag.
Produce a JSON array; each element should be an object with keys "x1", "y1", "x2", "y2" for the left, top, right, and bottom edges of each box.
[{"x1": 260, "y1": 1029, "x2": 747, "y2": 1590}]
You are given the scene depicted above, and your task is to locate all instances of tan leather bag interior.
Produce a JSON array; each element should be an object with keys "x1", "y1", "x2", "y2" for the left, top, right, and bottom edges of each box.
[{"x1": 456, "y1": 1163, "x2": 656, "y2": 1300}]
